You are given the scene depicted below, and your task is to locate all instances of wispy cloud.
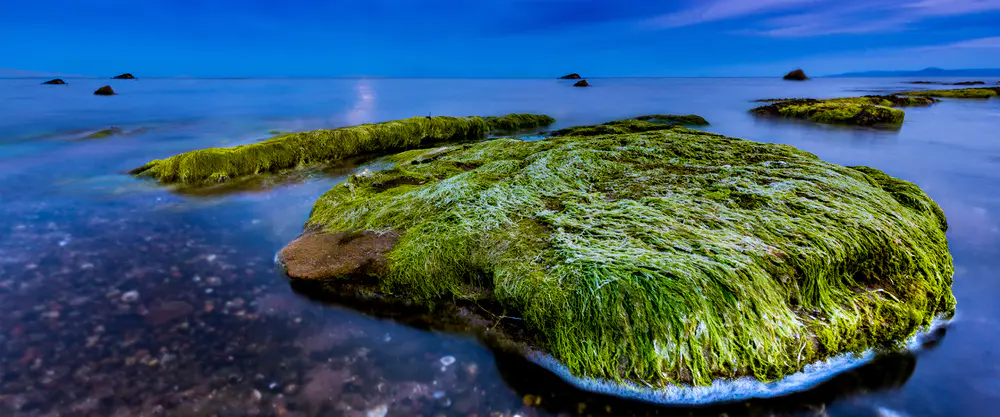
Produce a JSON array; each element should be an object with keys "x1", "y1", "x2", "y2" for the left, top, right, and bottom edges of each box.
[
  {"x1": 646, "y1": 0, "x2": 1000, "y2": 37},
  {"x1": 903, "y1": 0, "x2": 1000, "y2": 16},
  {"x1": 644, "y1": 0, "x2": 824, "y2": 28},
  {"x1": 918, "y1": 36, "x2": 1000, "y2": 50}
]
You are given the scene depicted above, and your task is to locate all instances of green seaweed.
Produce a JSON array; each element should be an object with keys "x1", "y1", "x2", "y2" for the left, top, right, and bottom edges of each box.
[
  {"x1": 549, "y1": 119, "x2": 679, "y2": 137},
  {"x1": 131, "y1": 114, "x2": 554, "y2": 185},
  {"x1": 296, "y1": 124, "x2": 955, "y2": 387},
  {"x1": 750, "y1": 96, "x2": 930, "y2": 126},
  {"x1": 485, "y1": 114, "x2": 555, "y2": 133},
  {"x1": 633, "y1": 114, "x2": 710, "y2": 126},
  {"x1": 83, "y1": 127, "x2": 124, "y2": 139},
  {"x1": 548, "y1": 114, "x2": 709, "y2": 137},
  {"x1": 902, "y1": 88, "x2": 999, "y2": 99}
]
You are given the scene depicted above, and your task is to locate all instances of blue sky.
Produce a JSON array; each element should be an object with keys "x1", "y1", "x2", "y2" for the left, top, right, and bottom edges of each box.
[{"x1": 3, "y1": 0, "x2": 1000, "y2": 77}]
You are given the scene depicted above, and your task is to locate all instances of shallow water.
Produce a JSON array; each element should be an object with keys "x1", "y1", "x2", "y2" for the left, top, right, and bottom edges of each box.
[{"x1": 1, "y1": 77, "x2": 999, "y2": 416}]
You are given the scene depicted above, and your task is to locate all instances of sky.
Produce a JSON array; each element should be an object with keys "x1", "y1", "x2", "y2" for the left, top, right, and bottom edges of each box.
[{"x1": 2, "y1": 0, "x2": 1000, "y2": 77}]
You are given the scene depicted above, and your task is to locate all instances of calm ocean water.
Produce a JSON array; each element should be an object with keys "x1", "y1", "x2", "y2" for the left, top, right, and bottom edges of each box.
[{"x1": 1, "y1": 77, "x2": 998, "y2": 416}]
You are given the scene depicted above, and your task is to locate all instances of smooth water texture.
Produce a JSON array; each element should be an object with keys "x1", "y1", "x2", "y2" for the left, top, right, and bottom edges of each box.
[{"x1": 1, "y1": 77, "x2": 998, "y2": 417}]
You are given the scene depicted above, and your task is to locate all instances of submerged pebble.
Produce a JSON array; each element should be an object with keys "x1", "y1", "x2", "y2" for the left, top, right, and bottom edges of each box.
[{"x1": 120, "y1": 290, "x2": 140, "y2": 303}]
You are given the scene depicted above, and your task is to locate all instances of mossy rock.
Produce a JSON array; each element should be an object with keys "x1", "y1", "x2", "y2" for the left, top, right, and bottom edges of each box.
[
  {"x1": 750, "y1": 95, "x2": 936, "y2": 126},
  {"x1": 634, "y1": 114, "x2": 709, "y2": 126},
  {"x1": 131, "y1": 114, "x2": 554, "y2": 185},
  {"x1": 42, "y1": 78, "x2": 66, "y2": 85},
  {"x1": 549, "y1": 115, "x2": 708, "y2": 137},
  {"x1": 573, "y1": 80, "x2": 590, "y2": 87},
  {"x1": 83, "y1": 126, "x2": 124, "y2": 139},
  {"x1": 783, "y1": 69, "x2": 808, "y2": 81},
  {"x1": 902, "y1": 88, "x2": 998, "y2": 99},
  {"x1": 279, "y1": 123, "x2": 954, "y2": 388},
  {"x1": 559, "y1": 73, "x2": 582, "y2": 80}
]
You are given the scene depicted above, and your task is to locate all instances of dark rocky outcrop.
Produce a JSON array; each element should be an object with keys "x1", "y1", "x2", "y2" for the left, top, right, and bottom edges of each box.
[
  {"x1": 572, "y1": 80, "x2": 590, "y2": 87},
  {"x1": 112, "y1": 73, "x2": 136, "y2": 79},
  {"x1": 93, "y1": 85, "x2": 116, "y2": 96},
  {"x1": 42, "y1": 78, "x2": 66, "y2": 85},
  {"x1": 559, "y1": 73, "x2": 582, "y2": 80},
  {"x1": 783, "y1": 69, "x2": 809, "y2": 81},
  {"x1": 952, "y1": 81, "x2": 984, "y2": 85}
]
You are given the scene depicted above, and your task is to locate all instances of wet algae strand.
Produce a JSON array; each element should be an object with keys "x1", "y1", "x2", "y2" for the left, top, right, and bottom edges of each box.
[
  {"x1": 131, "y1": 114, "x2": 554, "y2": 185},
  {"x1": 279, "y1": 122, "x2": 955, "y2": 388}
]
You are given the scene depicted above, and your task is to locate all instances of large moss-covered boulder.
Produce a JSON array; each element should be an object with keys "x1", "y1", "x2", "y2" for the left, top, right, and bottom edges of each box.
[
  {"x1": 131, "y1": 114, "x2": 554, "y2": 185},
  {"x1": 279, "y1": 124, "x2": 954, "y2": 388},
  {"x1": 751, "y1": 95, "x2": 937, "y2": 126}
]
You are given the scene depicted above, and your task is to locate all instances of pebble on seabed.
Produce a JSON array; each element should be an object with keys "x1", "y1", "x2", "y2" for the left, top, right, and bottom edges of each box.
[
  {"x1": 440, "y1": 355, "x2": 456, "y2": 367},
  {"x1": 366, "y1": 403, "x2": 388, "y2": 417},
  {"x1": 121, "y1": 290, "x2": 140, "y2": 303}
]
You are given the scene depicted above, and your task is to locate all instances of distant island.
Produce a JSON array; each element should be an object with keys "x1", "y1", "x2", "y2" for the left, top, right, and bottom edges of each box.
[{"x1": 828, "y1": 67, "x2": 1000, "y2": 78}]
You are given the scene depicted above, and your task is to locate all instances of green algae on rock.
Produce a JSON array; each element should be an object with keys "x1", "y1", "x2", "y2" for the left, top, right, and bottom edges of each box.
[
  {"x1": 750, "y1": 95, "x2": 937, "y2": 126},
  {"x1": 279, "y1": 124, "x2": 955, "y2": 388},
  {"x1": 131, "y1": 114, "x2": 554, "y2": 185},
  {"x1": 633, "y1": 114, "x2": 709, "y2": 126},
  {"x1": 549, "y1": 114, "x2": 709, "y2": 137},
  {"x1": 83, "y1": 126, "x2": 124, "y2": 139},
  {"x1": 903, "y1": 88, "x2": 999, "y2": 99}
]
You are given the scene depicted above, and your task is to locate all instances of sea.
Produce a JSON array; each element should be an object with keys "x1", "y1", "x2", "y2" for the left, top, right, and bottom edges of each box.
[{"x1": 1, "y1": 77, "x2": 998, "y2": 417}]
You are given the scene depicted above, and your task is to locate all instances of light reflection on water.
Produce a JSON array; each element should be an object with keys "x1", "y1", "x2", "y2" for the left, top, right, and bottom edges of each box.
[{"x1": 0, "y1": 77, "x2": 999, "y2": 416}]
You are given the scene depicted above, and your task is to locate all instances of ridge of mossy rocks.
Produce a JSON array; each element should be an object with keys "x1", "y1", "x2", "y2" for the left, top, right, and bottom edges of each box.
[
  {"x1": 902, "y1": 87, "x2": 999, "y2": 99},
  {"x1": 549, "y1": 114, "x2": 709, "y2": 137},
  {"x1": 279, "y1": 124, "x2": 955, "y2": 388},
  {"x1": 750, "y1": 95, "x2": 938, "y2": 126},
  {"x1": 131, "y1": 114, "x2": 554, "y2": 185}
]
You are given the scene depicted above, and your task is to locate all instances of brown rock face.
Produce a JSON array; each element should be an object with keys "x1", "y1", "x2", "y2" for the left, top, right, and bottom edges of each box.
[
  {"x1": 559, "y1": 73, "x2": 582, "y2": 79},
  {"x1": 42, "y1": 78, "x2": 66, "y2": 85},
  {"x1": 112, "y1": 73, "x2": 136, "y2": 79},
  {"x1": 573, "y1": 80, "x2": 590, "y2": 87},
  {"x1": 94, "y1": 85, "x2": 116, "y2": 95},
  {"x1": 278, "y1": 231, "x2": 399, "y2": 279},
  {"x1": 783, "y1": 69, "x2": 808, "y2": 81}
]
